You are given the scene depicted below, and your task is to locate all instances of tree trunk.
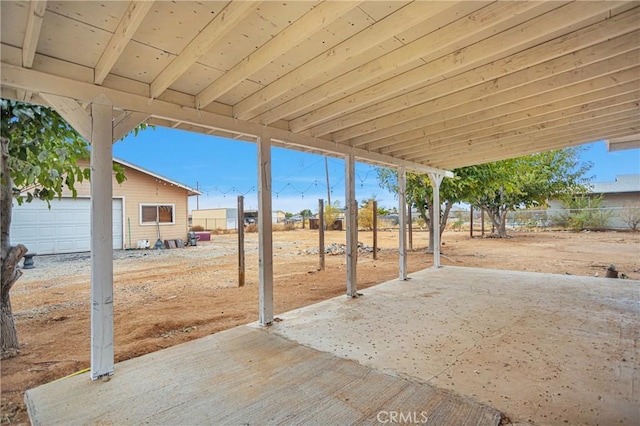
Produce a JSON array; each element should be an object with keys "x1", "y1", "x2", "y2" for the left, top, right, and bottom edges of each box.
[
  {"x1": 426, "y1": 203, "x2": 434, "y2": 253},
  {"x1": 482, "y1": 206, "x2": 510, "y2": 238},
  {"x1": 440, "y1": 201, "x2": 453, "y2": 239},
  {"x1": 1, "y1": 136, "x2": 26, "y2": 358},
  {"x1": 498, "y1": 210, "x2": 509, "y2": 238},
  {"x1": 1, "y1": 292, "x2": 19, "y2": 359}
]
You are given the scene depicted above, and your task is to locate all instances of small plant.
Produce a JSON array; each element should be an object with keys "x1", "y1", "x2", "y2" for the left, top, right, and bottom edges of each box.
[
  {"x1": 358, "y1": 199, "x2": 375, "y2": 230},
  {"x1": 324, "y1": 201, "x2": 341, "y2": 230},
  {"x1": 620, "y1": 202, "x2": 640, "y2": 232},
  {"x1": 190, "y1": 225, "x2": 204, "y2": 232},
  {"x1": 555, "y1": 194, "x2": 612, "y2": 231},
  {"x1": 273, "y1": 223, "x2": 296, "y2": 232}
]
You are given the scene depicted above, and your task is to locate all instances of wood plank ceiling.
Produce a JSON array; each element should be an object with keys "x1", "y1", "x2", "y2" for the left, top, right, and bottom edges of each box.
[{"x1": 1, "y1": 1, "x2": 638, "y2": 173}]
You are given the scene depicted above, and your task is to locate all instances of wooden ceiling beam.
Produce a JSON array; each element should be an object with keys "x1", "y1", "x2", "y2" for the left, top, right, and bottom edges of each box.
[
  {"x1": 94, "y1": 1, "x2": 154, "y2": 85},
  {"x1": 39, "y1": 92, "x2": 92, "y2": 140},
  {"x1": 150, "y1": 1, "x2": 260, "y2": 99},
  {"x1": 607, "y1": 134, "x2": 640, "y2": 151},
  {"x1": 360, "y1": 42, "x2": 640, "y2": 150},
  {"x1": 195, "y1": 1, "x2": 361, "y2": 109},
  {"x1": 305, "y1": 6, "x2": 639, "y2": 138},
  {"x1": 113, "y1": 111, "x2": 150, "y2": 142},
  {"x1": 430, "y1": 124, "x2": 640, "y2": 170},
  {"x1": 232, "y1": 1, "x2": 462, "y2": 121},
  {"x1": 412, "y1": 114, "x2": 640, "y2": 166},
  {"x1": 22, "y1": 0, "x2": 47, "y2": 68},
  {"x1": 350, "y1": 49, "x2": 639, "y2": 148},
  {"x1": 255, "y1": 0, "x2": 510, "y2": 125},
  {"x1": 1, "y1": 63, "x2": 450, "y2": 176},
  {"x1": 372, "y1": 69, "x2": 640, "y2": 154},
  {"x1": 401, "y1": 104, "x2": 640, "y2": 161},
  {"x1": 431, "y1": 125, "x2": 639, "y2": 170},
  {"x1": 386, "y1": 87, "x2": 640, "y2": 158}
]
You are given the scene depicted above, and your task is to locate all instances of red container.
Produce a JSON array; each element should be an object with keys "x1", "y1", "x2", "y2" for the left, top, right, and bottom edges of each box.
[{"x1": 195, "y1": 231, "x2": 211, "y2": 242}]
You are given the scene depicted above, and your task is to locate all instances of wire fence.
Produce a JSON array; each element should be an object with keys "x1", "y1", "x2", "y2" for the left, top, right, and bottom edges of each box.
[
  {"x1": 191, "y1": 206, "x2": 639, "y2": 233},
  {"x1": 445, "y1": 207, "x2": 637, "y2": 232}
]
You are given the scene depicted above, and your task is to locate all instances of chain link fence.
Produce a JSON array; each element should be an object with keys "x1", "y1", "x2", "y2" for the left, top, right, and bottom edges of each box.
[{"x1": 446, "y1": 207, "x2": 637, "y2": 232}]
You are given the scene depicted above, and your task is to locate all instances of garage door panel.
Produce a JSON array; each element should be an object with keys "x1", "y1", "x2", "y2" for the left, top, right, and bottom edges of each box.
[{"x1": 11, "y1": 198, "x2": 123, "y2": 255}]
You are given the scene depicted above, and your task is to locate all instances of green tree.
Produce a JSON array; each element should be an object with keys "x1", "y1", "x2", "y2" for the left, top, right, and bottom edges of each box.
[
  {"x1": 378, "y1": 168, "x2": 472, "y2": 252},
  {"x1": 299, "y1": 209, "x2": 312, "y2": 218},
  {"x1": 1, "y1": 100, "x2": 128, "y2": 358},
  {"x1": 378, "y1": 148, "x2": 591, "y2": 244},
  {"x1": 376, "y1": 205, "x2": 390, "y2": 216},
  {"x1": 466, "y1": 148, "x2": 592, "y2": 237}
]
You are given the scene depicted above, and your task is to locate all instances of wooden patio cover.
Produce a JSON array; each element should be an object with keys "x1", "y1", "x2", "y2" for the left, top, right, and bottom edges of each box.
[
  {"x1": 2, "y1": 1, "x2": 638, "y2": 169},
  {"x1": 1, "y1": 1, "x2": 638, "y2": 380}
]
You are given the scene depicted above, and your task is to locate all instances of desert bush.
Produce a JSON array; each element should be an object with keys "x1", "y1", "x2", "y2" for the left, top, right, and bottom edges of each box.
[
  {"x1": 210, "y1": 229, "x2": 234, "y2": 235},
  {"x1": 324, "y1": 201, "x2": 341, "y2": 230},
  {"x1": 190, "y1": 225, "x2": 205, "y2": 232},
  {"x1": 358, "y1": 200, "x2": 375, "y2": 230},
  {"x1": 273, "y1": 223, "x2": 296, "y2": 232},
  {"x1": 553, "y1": 194, "x2": 612, "y2": 231},
  {"x1": 620, "y1": 202, "x2": 640, "y2": 232},
  {"x1": 245, "y1": 224, "x2": 258, "y2": 233}
]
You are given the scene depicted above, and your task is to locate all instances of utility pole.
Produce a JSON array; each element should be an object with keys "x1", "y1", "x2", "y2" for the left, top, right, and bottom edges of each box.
[
  {"x1": 324, "y1": 157, "x2": 331, "y2": 208},
  {"x1": 196, "y1": 181, "x2": 200, "y2": 210}
]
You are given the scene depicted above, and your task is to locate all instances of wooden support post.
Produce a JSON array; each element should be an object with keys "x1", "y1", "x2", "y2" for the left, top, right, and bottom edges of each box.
[
  {"x1": 90, "y1": 96, "x2": 114, "y2": 380},
  {"x1": 481, "y1": 209, "x2": 485, "y2": 237},
  {"x1": 318, "y1": 199, "x2": 325, "y2": 271},
  {"x1": 372, "y1": 200, "x2": 378, "y2": 261},
  {"x1": 398, "y1": 167, "x2": 407, "y2": 280},
  {"x1": 429, "y1": 173, "x2": 444, "y2": 269},
  {"x1": 470, "y1": 205, "x2": 474, "y2": 238},
  {"x1": 345, "y1": 155, "x2": 357, "y2": 297},
  {"x1": 237, "y1": 195, "x2": 245, "y2": 287},
  {"x1": 258, "y1": 135, "x2": 273, "y2": 325},
  {"x1": 408, "y1": 203, "x2": 413, "y2": 251}
]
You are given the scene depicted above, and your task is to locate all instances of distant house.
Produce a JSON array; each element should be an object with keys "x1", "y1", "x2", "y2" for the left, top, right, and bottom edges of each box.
[
  {"x1": 11, "y1": 158, "x2": 201, "y2": 254},
  {"x1": 589, "y1": 175, "x2": 640, "y2": 206},
  {"x1": 192, "y1": 208, "x2": 286, "y2": 230},
  {"x1": 273, "y1": 210, "x2": 286, "y2": 224},
  {"x1": 548, "y1": 174, "x2": 640, "y2": 229},
  {"x1": 192, "y1": 208, "x2": 238, "y2": 230}
]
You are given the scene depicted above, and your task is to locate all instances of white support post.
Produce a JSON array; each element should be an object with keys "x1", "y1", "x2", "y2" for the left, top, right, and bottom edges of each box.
[
  {"x1": 398, "y1": 166, "x2": 407, "y2": 280},
  {"x1": 429, "y1": 173, "x2": 444, "y2": 269},
  {"x1": 258, "y1": 134, "x2": 274, "y2": 325},
  {"x1": 90, "y1": 96, "x2": 114, "y2": 380},
  {"x1": 345, "y1": 154, "x2": 357, "y2": 297}
]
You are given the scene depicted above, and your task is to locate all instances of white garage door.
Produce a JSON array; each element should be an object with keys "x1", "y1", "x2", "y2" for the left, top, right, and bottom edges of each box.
[{"x1": 10, "y1": 198, "x2": 123, "y2": 255}]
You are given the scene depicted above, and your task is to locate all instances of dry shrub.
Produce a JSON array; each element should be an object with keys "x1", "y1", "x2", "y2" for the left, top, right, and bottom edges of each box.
[
  {"x1": 190, "y1": 225, "x2": 204, "y2": 232},
  {"x1": 245, "y1": 224, "x2": 258, "y2": 233},
  {"x1": 273, "y1": 223, "x2": 296, "y2": 232},
  {"x1": 210, "y1": 229, "x2": 234, "y2": 235}
]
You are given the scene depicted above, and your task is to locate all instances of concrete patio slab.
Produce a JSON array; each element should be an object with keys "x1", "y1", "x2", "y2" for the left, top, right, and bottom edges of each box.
[
  {"x1": 261, "y1": 266, "x2": 639, "y2": 425},
  {"x1": 25, "y1": 324, "x2": 501, "y2": 425}
]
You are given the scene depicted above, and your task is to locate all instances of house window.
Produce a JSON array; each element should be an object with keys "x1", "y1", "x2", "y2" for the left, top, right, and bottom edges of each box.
[{"x1": 140, "y1": 204, "x2": 175, "y2": 225}]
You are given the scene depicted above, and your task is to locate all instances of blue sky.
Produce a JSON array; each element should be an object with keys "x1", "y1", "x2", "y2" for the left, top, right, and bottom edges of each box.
[{"x1": 113, "y1": 126, "x2": 640, "y2": 214}]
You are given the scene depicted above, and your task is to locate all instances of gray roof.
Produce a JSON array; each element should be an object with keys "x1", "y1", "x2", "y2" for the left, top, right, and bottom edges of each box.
[
  {"x1": 114, "y1": 158, "x2": 201, "y2": 196},
  {"x1": 590, "y1": 175, "x2": 640, "y2": 194}
]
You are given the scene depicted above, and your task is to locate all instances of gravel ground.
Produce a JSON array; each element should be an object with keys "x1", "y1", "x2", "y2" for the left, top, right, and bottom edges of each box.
[{"x1": 16, "y1": 234, "x2": 318, "y2": 282}]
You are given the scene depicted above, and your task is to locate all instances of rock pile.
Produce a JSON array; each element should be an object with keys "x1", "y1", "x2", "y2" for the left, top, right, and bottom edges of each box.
[{"x1": 298, "y1": 242, "x2": 378, "y2": 256}]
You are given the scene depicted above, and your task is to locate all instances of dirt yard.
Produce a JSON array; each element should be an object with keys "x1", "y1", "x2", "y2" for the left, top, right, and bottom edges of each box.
[{"x1": 2, "y1": 229, "x2": 639, "y2": 424}]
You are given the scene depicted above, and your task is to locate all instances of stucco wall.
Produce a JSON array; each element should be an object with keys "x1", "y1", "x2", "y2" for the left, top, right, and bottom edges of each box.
[{"x1": 65, "y1": 161, "x2": 190, "y2": 247}]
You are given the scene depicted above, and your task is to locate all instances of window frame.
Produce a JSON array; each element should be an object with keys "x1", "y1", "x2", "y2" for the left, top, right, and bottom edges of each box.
[{"x1": 139, "y1": 203, "x2": 176, "y2": 226}]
